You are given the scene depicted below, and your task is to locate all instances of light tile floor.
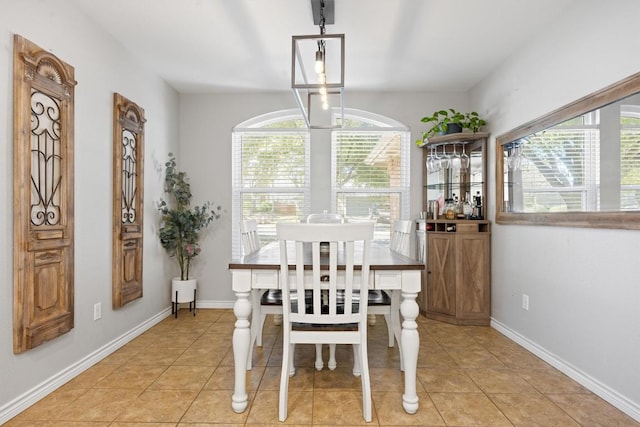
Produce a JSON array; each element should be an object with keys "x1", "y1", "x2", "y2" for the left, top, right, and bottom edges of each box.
[{"x1": 6, "y1": 309, "x2": 639, "y2": 426}]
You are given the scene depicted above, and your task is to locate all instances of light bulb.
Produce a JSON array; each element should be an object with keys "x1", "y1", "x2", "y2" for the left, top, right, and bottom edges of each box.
[
  {"x1": 319, "y1": 86, "x2": 327, "y2": 95},
  {"x1": 315, "y1": 50, "x2": 325, "y2": 74},
  {"x1": 322, "y1": 101, "x2": 329, "y2": 110},
  {"x1": 317, "y1": 72, "x2": 326, "y2": 84}
]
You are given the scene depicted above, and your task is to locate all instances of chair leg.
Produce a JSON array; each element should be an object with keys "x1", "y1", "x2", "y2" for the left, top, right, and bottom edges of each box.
[
  {"x1": 192, "y1": 288, "x2": 197, "y2": 316},
  {"x1": 368, "y1": 313, "x2": 376, "y2": 326},
  {"x1": 258, "y1": 314, "x2": 267, "y2": 346},
  {"x1": 358, "y1": 342, "x2": 372, "y2": 422},
  {"x1": 390, "y1": 290, "x2": 404, "y2": 371},
  {"x1": 248, "y1": 291, "x2": 261, "y2": 371},
  {"x1": 328, "y1": 344, "x2": 337, "y2": 370},
  {"x1": 289, "y1": 344, "x2": 296, "y2": 376},
  {"x1": 315, "y1": 344, "x2": 324, "y2": 370},
  {"x1": 383, "y1": 313, "x2": 394, "y2": 347},
  {"x1": 273, "y1": 314, "x2": 283, "y2": 325},
  {"x1": 279, "y1": 342, "x2": 291, "y2": 422},
  {"x1": 352, "y1": 344, "x2": 361, "y2": 377},
  {"x1": 250, "y1": 291, "x2": 262, "y2": 347}
]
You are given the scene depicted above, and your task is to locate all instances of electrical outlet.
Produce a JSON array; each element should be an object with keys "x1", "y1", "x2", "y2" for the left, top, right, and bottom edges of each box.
[
  {"x1": 522, "y1": 294, "x2": 529, "y2": 311},
  {"x1": 93, "y1": 302, "x2": 102, "y2": 320}
]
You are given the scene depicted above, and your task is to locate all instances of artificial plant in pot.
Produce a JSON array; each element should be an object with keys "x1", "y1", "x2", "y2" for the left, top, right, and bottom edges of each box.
[{"x1": 158, "y1": 154, "x2": 221, "y2": 315}]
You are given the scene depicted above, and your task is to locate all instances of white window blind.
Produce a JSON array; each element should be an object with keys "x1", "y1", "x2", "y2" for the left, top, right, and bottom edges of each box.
[
  {"x1": 620, "y1": 108, "x2": 640, "y2": 210},
  {"x1": 232, "y1": 117, "x2": 310, "y2": 257},
  {"x1": 512, "y1": 105, "x2": 640, "y2": 212},
  {"x1": 332, "y1": 117, "x2": 410, "y2": 243},
  {"x1": 519, "y1": 121, "x2": 600, "y2": 212},
  {"x1": 231, "y1": 109, "x2": 410, "y2": 256}
]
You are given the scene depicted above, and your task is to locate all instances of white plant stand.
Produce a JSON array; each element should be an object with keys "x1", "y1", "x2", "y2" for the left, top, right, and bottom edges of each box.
[{"x1": 171, "y1": 278, "x2": 197, "y2": 318}]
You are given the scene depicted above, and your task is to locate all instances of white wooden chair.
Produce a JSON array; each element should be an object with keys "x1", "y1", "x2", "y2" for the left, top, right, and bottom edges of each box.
[
  {"x1": 240, "y1": 219, "x2": 261, "y2": 255},
  {"x1": 306, "y1": 211, "x2": 344, "y2": 369},
  {"x1": 277, "y1": 222, "x2": 373, "y2": 422},
  {"x1": 304, "y1": 214, "x2": 408, "y2": 370},
  {"x1": 368, "y1": 219, "x2": 413, "y2": 370},
  {"x1": 241, "y1": 219, "x2": 321, "y2": 370},
  {"x1": 241, "y1": 219, "x2": 281, "y2": 369},
  {"x1": 390, "y1": 219, "x2": 412, "y2": 257}
]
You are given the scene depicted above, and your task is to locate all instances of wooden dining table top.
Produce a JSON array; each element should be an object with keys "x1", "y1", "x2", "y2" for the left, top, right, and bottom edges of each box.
[{"x1": 229, "y1": 241, "x2": 424, "y2": 271}]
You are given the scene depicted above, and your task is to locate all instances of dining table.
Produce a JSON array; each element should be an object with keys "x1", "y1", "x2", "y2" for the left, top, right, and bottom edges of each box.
[{"x1": 228, "y1": 240, "x2": 424, "y2": 415}]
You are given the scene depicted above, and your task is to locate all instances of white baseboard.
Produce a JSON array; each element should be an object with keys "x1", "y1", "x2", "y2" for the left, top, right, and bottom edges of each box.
[
  {"x1": 195, "y1": 299, "x2": 235, "y2": 309},
  {"x1": 0, "y1": 308, "x2": 172, "y2": 425},
  {"x1": 491, "y1": 318, "x2": 640, "y2": 423}
]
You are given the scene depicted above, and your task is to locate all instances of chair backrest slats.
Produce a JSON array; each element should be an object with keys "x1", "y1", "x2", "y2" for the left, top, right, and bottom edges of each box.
[
  {"x1": 240, "y1": 219, "x2": 261, "y2": 255},
  {"x1": 306, "y1": 211, "x2": 345, "y2": 223},
  {"x1": 277, "y1": 223, "x2": 373, "y2": 326},
  {"x1": 390, "y1": 219, "x2": 412, "y2": 257}
]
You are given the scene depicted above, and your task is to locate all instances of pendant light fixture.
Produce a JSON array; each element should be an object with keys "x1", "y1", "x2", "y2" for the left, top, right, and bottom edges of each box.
[{"x1": 292, "y1": 0, "x2": 344, "y2": 128}]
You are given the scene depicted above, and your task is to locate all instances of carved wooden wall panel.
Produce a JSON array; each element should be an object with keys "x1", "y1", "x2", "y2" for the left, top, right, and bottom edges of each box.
[
  {"x1": 112, "y1": 93, "x2": 146, "y2": 308},
  {"x1": 13, "y1": 34, "x2": 77, "y2": 353}
]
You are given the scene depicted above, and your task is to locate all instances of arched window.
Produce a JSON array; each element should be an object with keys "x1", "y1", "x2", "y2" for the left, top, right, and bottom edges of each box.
[{"x1": 231, "y1": 108, "x2": 410, "y2": 256}]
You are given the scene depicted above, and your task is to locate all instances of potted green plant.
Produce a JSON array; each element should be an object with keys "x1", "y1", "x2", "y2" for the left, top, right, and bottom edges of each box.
[
  {"x1": 419, "y1": 108, "x2": 466, "y2": 141},
  {"x1": 157, "y1": 154, "x2": 221, "y2": 315},
  {"x1": 416, "y1": 109, "x2": 487, "y2": 146},
  {"x1": 463, "y1": 111, "x2": 487, "y2": 133}
]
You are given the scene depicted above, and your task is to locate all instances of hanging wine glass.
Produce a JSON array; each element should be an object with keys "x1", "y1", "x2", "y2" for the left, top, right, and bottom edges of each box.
[
  {"x1": 460, "y1": 143, "x2": 470, "y2": 171},
  {"x1": 507, "y1": 144, "x2": 521, "y2": 170},
  {"x1": 439, "y1": 145, "x2": 451, "y2": 170},
  {"x1": 451, "y1": 144, "x2": 461, "y2": 172},
  {"x1": 426, "y1": 145, "x2": 440, "y2": 173}
]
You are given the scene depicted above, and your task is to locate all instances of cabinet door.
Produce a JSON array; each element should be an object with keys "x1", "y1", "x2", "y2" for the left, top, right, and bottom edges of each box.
[
  {"x1": 427, "y1": 234, "x2": 456, "y2": 315},
  {"x1": 456, "y1": 233, "x2": 490, "y2": 320}
]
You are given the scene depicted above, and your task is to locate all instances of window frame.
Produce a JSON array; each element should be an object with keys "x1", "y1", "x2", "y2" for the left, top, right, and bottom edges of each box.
[
  {"x1": 496, "y1": 70, "x2": 640, "y2": 230},
  {"x1": 331, "y1": 109, "x2": 411, "y2": 242},
  {"x1": 231, "y1": 108, "x2": 412, "y2": 257},
  {"x1": 231, "y1": 110, "x2": 311, "y2": 257}
]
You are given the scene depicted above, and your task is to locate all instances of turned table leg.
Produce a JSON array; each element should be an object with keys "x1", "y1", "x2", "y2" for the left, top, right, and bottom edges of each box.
[
  {"x1": 400, "y1": 290, "x2": 420, "y2": 414},
  {"x1": 232, "y1": 290, "x2": 252, "y2": 413}
]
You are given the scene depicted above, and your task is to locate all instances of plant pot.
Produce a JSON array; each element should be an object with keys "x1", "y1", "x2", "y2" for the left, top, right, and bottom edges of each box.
[
  {"x1": 444, "y1": 123, "x2": 463, "y2": 134},
  {"x1": 171, "y1": 278, "x2": 197, "y2": 318}
]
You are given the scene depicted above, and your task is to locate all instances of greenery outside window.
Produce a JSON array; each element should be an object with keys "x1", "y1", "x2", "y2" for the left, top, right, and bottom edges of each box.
[
  {"x1": 232, "y1": 109, "x2": 410, "y2": 257},
  {"x1": 332, "y1": 112, "x2": 410, "y2": 242},
  {"x1": 232, "y1": 112, "x2": 310, "y2": 256}
]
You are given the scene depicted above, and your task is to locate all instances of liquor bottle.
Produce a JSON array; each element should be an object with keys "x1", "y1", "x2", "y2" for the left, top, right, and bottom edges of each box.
[
  {"x1": 455, "y1": 194, "x2": 465, "y2": 219},
  {"x1": 463, "y1": 192, "x2": 473, "y2": 218},
  {"x1": 475, "y1": 191, "x2": 483, "y2": 219}
]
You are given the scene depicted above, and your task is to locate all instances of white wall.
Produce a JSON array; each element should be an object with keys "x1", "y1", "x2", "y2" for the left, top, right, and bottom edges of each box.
[
  {"x1": 471, "y1": 0, "x2": 640, "y2": 418},
  {"x1": 3, "y1": 0, "x2": 638, "y2": 422},
  {"x1": 179, "y1": 91, "x2": 468, "y2": 304},
  {"x1": 0, "y1": 0, "x2": 178, "y2": 418}
]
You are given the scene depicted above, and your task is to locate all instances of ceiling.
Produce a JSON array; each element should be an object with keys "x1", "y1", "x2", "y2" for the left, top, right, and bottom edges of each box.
[{"x1": 72, "y1": 0, "x2": 574, "y2": 94}]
